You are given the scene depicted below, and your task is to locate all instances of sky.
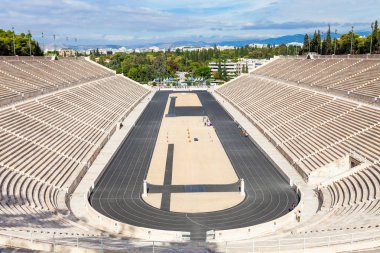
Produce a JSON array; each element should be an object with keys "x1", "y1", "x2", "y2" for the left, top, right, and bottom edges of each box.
[{"x1": 1, "y1": 0, "x2": 378, "y2": 47}]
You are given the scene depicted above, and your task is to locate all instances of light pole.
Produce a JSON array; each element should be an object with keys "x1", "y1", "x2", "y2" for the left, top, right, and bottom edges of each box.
[
  {"x1": 12, "y1": 26, "x2": 16, "y2": 55},
  {"x1": 53, "y1": 34, "x2": 56, "y2": 53},
  {"x1": 334, "y1": 29, "x2": 338, "y2": 55},
  {"x1": 75, "y1": 38, "x2": 78, "y2": 56},
  {"x1": 41, "y1": 32, "x2": 45, "y2": 54},
  {"x1": 350, "y1": 26, "x2": 354, "y2": 54},
  {"x1": 28, "y1": 30, "x2": 32, "y2": 56},
  {"x1": 370, "y1": 22, "x2": 374, "y2": 54}
]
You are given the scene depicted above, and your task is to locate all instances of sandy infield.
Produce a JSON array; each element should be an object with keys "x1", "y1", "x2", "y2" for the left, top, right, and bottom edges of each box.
[{"x1": 144, "y1": 92, "x2": 242, "y2": 212}]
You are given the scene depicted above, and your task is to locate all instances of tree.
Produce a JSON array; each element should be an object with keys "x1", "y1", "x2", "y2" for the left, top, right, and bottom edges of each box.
[
  {"x1": 127, "y1": 67, "x2": 139, "y2": 80},
  {"x1": 311, "y1": 30, "x2": 320, "y2": 53},
  {"x1": 338, "y1": 31, "x2": 360, "y2": 54},
  {"x1": 153, "y1": 55, "x2": 166, "y2": 81},
  {"x1": 94, "y1": 23, "x2": 380, "y2": 85},
  {"x1": 303, "y1": 34, "x2": 310, "y2": 53},
  {"x1": 222, "y1": 61, "x2": 228, "y2": 81},
  {"x1": 372, "y1": 20, "x2": 379, "y2": 52},
  {"x1": 217, "y1": 61, "x2": 222, "y2": 79},
  {"x1": 195, "y1": 66, "x2": 211, "y2": 79},
  {"x1": 325, "y1": 25, "x2": 333, "y2": 55},
  {"x1": 316, "y1": 30, "x2": 321, "y2": 53},
  {"x1": 166, "y1": 58, "x2": 179, "y2": 75},
  {"x1": 0, "y1": 29, "x2": 43, "y2": 56},
  {"x1": 243, "y1": 63, "x2": 247, "y2": 73},
  {"x1": 310, "y1": 31, "x2": 315, "y2": 52}
]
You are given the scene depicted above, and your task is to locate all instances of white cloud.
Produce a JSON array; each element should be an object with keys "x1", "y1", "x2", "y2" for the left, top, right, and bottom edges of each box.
[
  {"x1": 103, "y1": 34, "x2": 135, "y2": 41},
  {"x1": 62, "y1": 0, "x2": 96, "y2": 10},
  {"x1": 0, "y1": 0, "x2": 377, "y2": 46}
]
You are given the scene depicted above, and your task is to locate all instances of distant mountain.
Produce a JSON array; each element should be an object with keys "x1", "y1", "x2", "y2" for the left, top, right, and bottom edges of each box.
[
  {"x1": 150, "y1": 40, "x2": 211, "y2": 48},
  {"x1": 44, "y1": 31, "x2": 372, "y2": 51},
  {"x1": 217, "y1": 34, "x2": 306, "y2": 47},
  {"x1": 129, "y1": 35, "x2": 301, "y2": 49},
  {"x1": 147, "y1": 31, "x2": 371, "y2": 49},
  {"x1": 43, "y1": 43, "x2": 123, "y2": 51},
  {"x1": 134, "y1": 34, "x2": 306, "y2": 49}
]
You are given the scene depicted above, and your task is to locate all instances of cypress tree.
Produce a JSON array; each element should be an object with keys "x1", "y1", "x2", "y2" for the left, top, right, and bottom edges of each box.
[
  {"x1": 373, "y1": 20, "x2": 378, "y2": 49},
  {"x1": 326, "y1": 25, "x2": 333, "y2": 55},
  {"x1": 303, "y1": 34, "x2": 310, "y2": 53},
  {"x1": 222, "y1": 61, "x2": 228, "y2": 81},
  {"x1": 311, "y1": 30, "x2": 319, "y2": 53},
  {"x1": 217, "y1": 61, "x2": 222, "y2": 79},
  {"x1": 316, "y1": 30, "x2": 321, "y2": 53}
]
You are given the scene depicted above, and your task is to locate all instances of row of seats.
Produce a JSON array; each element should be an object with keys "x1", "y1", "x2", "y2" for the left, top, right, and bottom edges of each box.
[
  {"x1": 254, "y1": 58, "x2": 380, "y2": 101},
  {"x1": 217, "y1": 58, "x2": 380, "y2": 237},
  {"x1": 0, "y1": 57, "x2": 114, "y2": 107},
  {"x1": 321, "y1": 164, "x2": 380, "y2": 208},
  {"x1": 0, "y1": 75, "x2": 148, "y2": 189},
  {"x1": 301, "y1": 163, "x2": 380, "y2": 233},
  {"x1": 0, "y1": 166, "x2": 97, "y2": 236},
  {"x1": 0, "y1": 165, "x2": 100, "y2": 237},
  {"x1": 0, "y1": 72, "x2": 149, "y2": 235},
  {"x1": 217, "y1": 75, "x2": 380, "y2": 178}
]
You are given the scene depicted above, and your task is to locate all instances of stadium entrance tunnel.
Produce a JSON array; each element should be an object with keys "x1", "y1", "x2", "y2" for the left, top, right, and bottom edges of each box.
[{"x1": 88, "y1": 91, "x2": 300, "y2": 241}]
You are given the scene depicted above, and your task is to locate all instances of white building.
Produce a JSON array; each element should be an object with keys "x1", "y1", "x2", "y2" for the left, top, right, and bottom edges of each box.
[
  {"x1": 114, "y1": 47, "x2": 128, "y2": 53},
  {"x1": 216, "y1": 45, "x2": 235, "y2": 50},
  {"x1": 209, "y1": 59, "x2": 261, "y2": 78},
  {"x1": 173, "y1": 45, "x2": 238, "y2": 52},
  {"x1": 148, "y1": 46, "x2": 161, "y2": 52},
  {"x1": 83, "y1": 47, "x2": 128, "y2": 55},
  {"x1": 248, "y1": 43, "x2": 269, "y2": 48},
  {"x1": 174, "y1": 46, "x2": 213, "y2": 52},
  {"x1": 286, "y1": 42, "x2": 303, "y2": 47},
  {"x1": 209, "y1": 60, "x2": 237, "y2": 77},
  {"x1": 59, "y1": 48, "x2": 76, "y2": 57}
]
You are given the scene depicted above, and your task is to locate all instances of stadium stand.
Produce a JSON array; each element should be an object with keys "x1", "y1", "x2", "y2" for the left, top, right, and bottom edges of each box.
[
  {"x1": 217, "y1": 68, "x2": 380, "y2": 179},
  {"x1": 253, "y1": 57, "x2": 380, "y2": 102},
  {"x1": 0, "y1": 57, "x2": 150, "y2": 239},
  {"x1": 1, "y1": 54, "x2": 380, "y2": 252},
  {"x1": 268, "y1": 162, "x2": 379, "y2": 235},
  {"x1": 0, "y1": 57, "x2": 114, "y2": 107},
  {"x1": 215, "y1": 55, "x2": 380, "y2": 245}
]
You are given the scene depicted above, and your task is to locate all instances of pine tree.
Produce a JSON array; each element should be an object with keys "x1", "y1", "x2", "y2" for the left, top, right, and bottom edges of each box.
[
  {"x1": 34, "y1": 41, "x2": 43, "y2": 56},
  {"x1": 303, "y1": 34, "x2": 310, "y2": 53},
  {"x1": 222, "y1": 61, "x2": 228, "y2": 81},
  {"x1": 325, "y1": 25, "x2": 333, "y2": 55},
  {"x1": 217, "y1": 61, "x2": 222, "y2": 79},
  {"x1": 373, "y1": 20, "x2": 378, "y2": 50},
  {"x1": 311, "y1": 30, "x2": 319, "y2": 53},
  {"x1": 316, "y1": 30, "x2": 321, "y2": 53}
]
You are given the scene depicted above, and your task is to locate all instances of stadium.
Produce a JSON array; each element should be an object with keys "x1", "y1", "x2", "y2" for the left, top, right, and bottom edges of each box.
[
  {"x1": 0, "y1": 2, "x2": 380, "y2": 250},
  {"x1": 0, "y1": 52, "x2": 379, "y2": 252}
]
